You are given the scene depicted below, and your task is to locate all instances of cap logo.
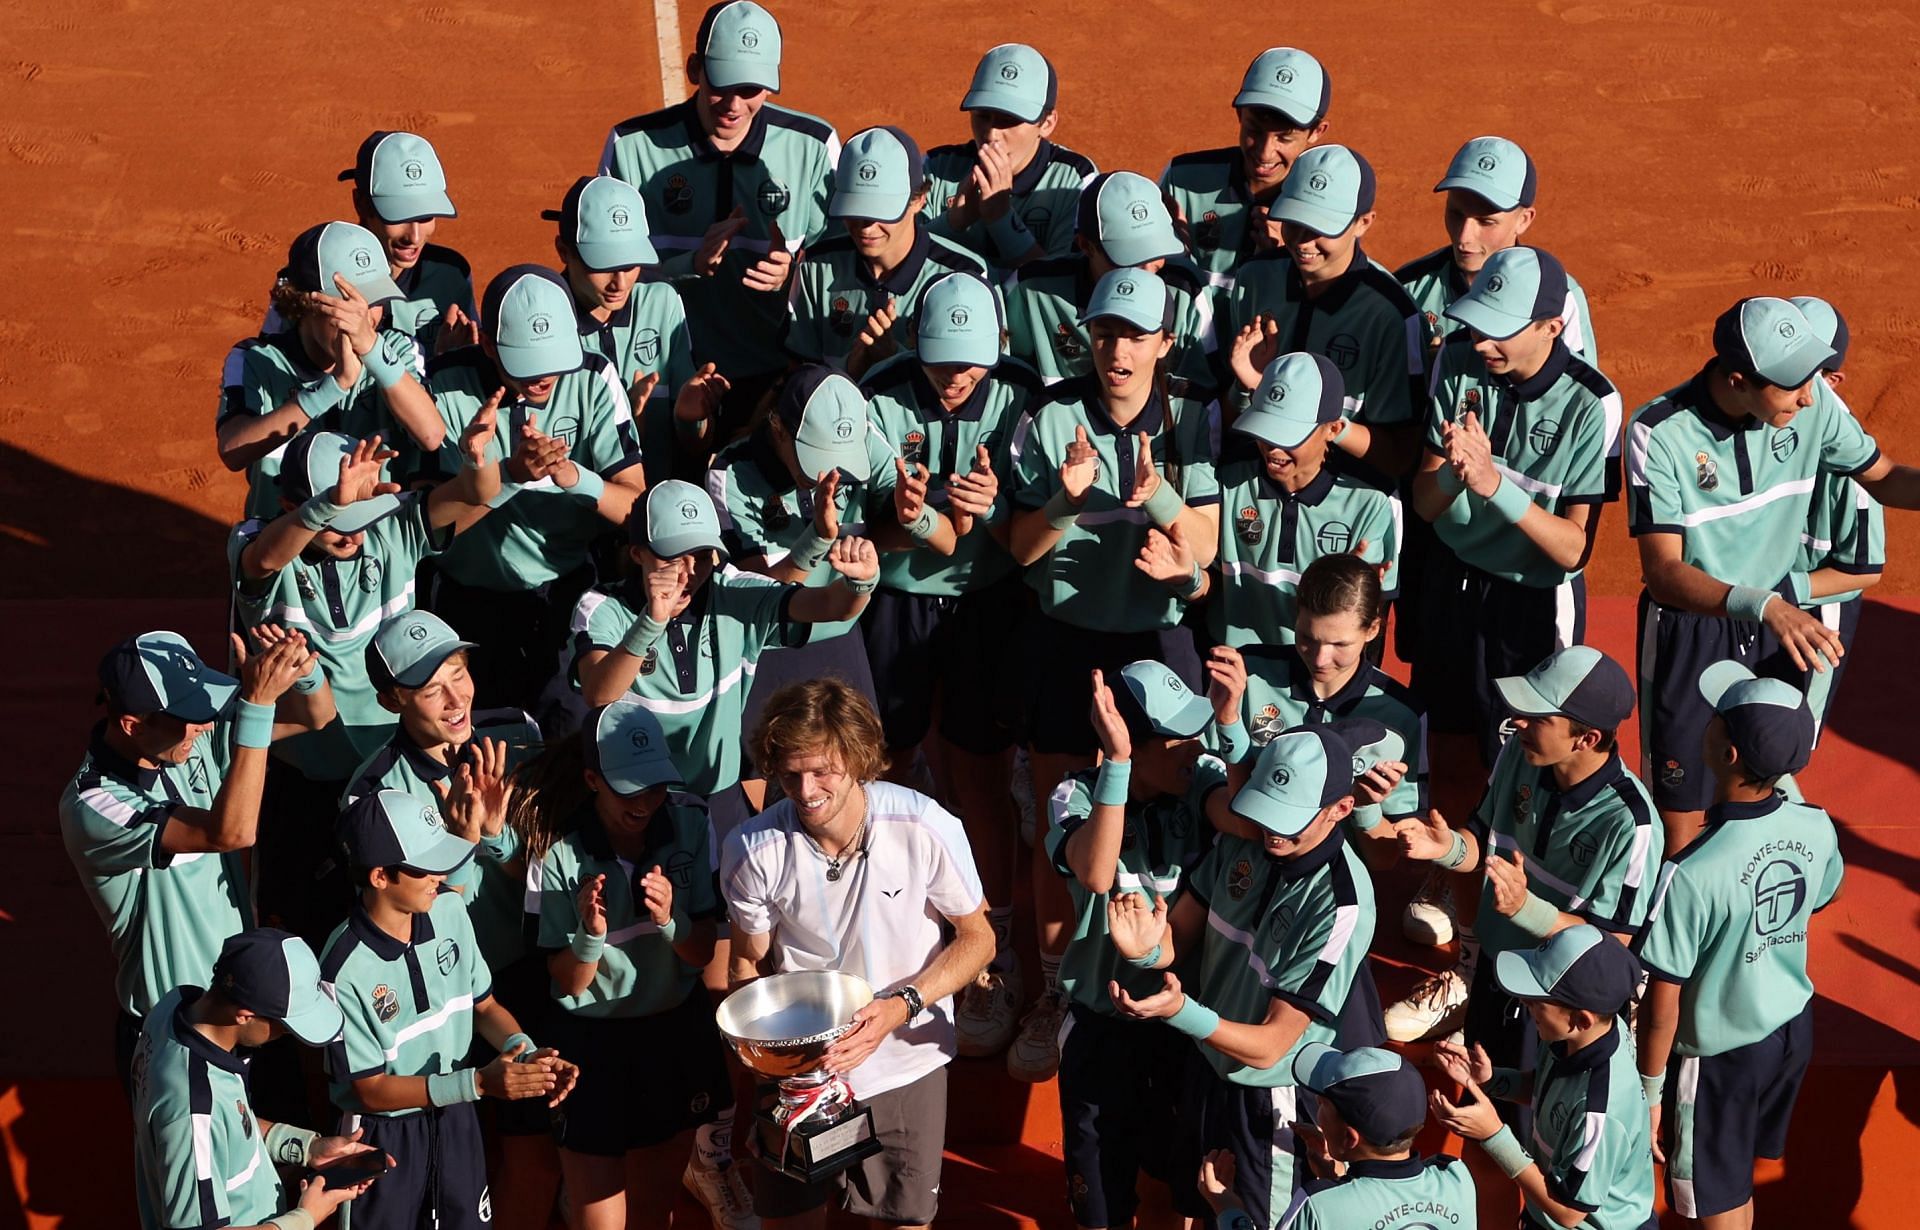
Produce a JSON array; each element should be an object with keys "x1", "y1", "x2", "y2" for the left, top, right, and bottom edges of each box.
[
  {"x1": 740, "y1": 27, "x2": 760, "y2": 48},
  {"x1": 610, "y1": 205, "x2": 631, "y2": 227},
  {"x1": 856, "y1": 159, "x2": 879, "y2": 183},
  {"x1": 1266, "y1": 382, "x2": 1287, "y2": 404},
  {"x1": 403, "y1": 159, "x2": 425, "y2": 181},
  {"x1": 1476, "y1": 154, "x2": 1498, "y2": 172},
  {"x1": 1271, "y1": 766, "x2": 1291, "y2": 787},
  {"x1": 406, "y1": 622, "x2": 429, "y2": 642},
  {"x1": 833, "y1": 418, "x2": 854, "y2": 440},
  {"x1": 167, "y1": 648, "x2": 199, "y2": 678},
  {"x1": 421, "y1": 804, "x2": 441, "y2": 829},
  {"x1": 1776, "y1": 319, "x2": 1797, "y2": 340},
  {"x1": 945, "y1": 304, "x2": 970, "y2": 329},
  {"x1": 630, "y1": 728, "x2": 652, "y2": 750},
  {"x1": 1165, "y1": 675, "x2": 1181, "y2": 692},
  {"x1": 678, "y1": 500, "x2": 700, "y2": 520},
  {"x1": 1127, "y1": 201, "x2": 1150, "y2": 223},
  {"x1": 1000, "y1": 61, "x2": 1019, "y2": 81},
  {"x1": 352, "y1": 247, "x2": 374, "y2": 271},
  {"x1": 530, "y1": 314, "x2": 551, "y2": 336},
  {"x1": 1274, "y1": 65, "x2": 1296, "y2": 85},
  {"x1": 1307, "y1": 171, "x2": 1330, "y2": 193},
  {"x1": 1485, "y1": 273, "x2": 1506, "y2": 295},
  {"x1": 1115, "y1": 278, "x2": 1137, "y2": 297},
  {"x1": 1352, "y1": 754, "x2": 1367, "y2": 775}
]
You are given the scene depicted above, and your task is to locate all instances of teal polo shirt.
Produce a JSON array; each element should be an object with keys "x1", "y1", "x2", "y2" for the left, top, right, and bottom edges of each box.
[
  {"x1": 922, "y1": 139, "x2": 1096, "y2": 275},
  {"x1": 1526, "y1": 1023, "x2": 1655, "y2": 1230},
  {"x1": 1465, "y1": 744, "x2": 1658, "y2": 957},
  {"x1": 1223, "y1": 247, "x2": 1429, "y2": 437},
  {"x1": 1626, "y1": 367, "x2": 1880, "y2": 588},
  {"x1": 1426, "y1": 335, "x2": 1621, "y2": 587},
  {"x1": 1279, "y1": 1155, "x2": 1477, "y2": 1230},
  {"x1": 1184, "y1": 830, "x2": 1375, "y2": 1087},
  {"x1": 1635, "y1": 792, "x2": 1843, "y2": 1056},
  {"x1": 1043, "y1": 757, "x2": 1224, "y2": 1018},
  {"x1": 1798, "y1": 472, "x2": 1884, "y2": 593},
  {"x1": 533, "y1": 801, "x2": 721, "y2": 1018},
  {"x1": 228, "y1": 494, "x2": 453, "y2": 781},
  {"x1": 1004, "y1": 254, "x2": 1217, "y2": 387},
  {"x1": 1009, "y1": 378, "x2": 1220, "y2": 632},
  {"x1": 1196, "y1": 445, "x2": 1398, "y2": 646},
  {"x1": 61, "y1": 723, "x2": 250, "y2": 1016},
  {"x1": 788, "y1": 221, "x2": 990, "y2": 365},
  {"x1": 427, "y1": 346, "x2": 642, "y2": 590},
  {"x1": 132, "y1": 988, "x2": 287, "y2": 1230},
  {"x1": 321, "y1": 891, "x2": 493, "y2": 1117},
  {"x1": 859, "y1": 353, "x2": 1037, "y2": 597},
  {"x1": 1395, "y1": 245, "x2": 1597, "y2": 366},
  {"x1": 1234, "y1": 648, "x2": 1427, "y2": 830},
  {"x1": 570, "y1": 572, "x2": 811, "y2": 798},
  {"x1": 574, "y1": 282, "x2": 696, "y2": 488},
  {"x1": 599, "y1": 100, "x2": 838, "y2": 380},
  {"x1": 218, "y1": 327, "x2": 427, "y2": 521},
  {"x1": 1159, "y1": 148, "x2": 1269, "y2": 301}
]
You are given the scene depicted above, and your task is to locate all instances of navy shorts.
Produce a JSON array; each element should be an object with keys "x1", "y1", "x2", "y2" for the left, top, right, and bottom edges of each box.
[
  {"x1": 1802, "y1": 595, "x2": 1862, "y2": 743},
  {"x1": 1635, "y1": 594, "x2": 1801, "y2": 811},
  {"x1": 1166, "y1": 1047, "x2": 1310, "y2": 1229},
  {"x1": 741, "y1": 626, "x2": 878, "y2": 772},
  {"x1": 1019, "y1": 611, "x2": 1202, "y2": 756},
  {"x1": 1409, "y1": 544, "x2": 1586, "y2": 768},
  {"x1": 546, "y1": 988, "x2": 729, "y2": 1156},
  {"x1": 480, "y1": 953, "x2": 555, "y2": 1139},
  {"x1": 752, "y1": 1065, "x2": 947, "y2": 1225},
  {"x1": 1662, "y1": 1004, "x2": 1813, "y2": 1219},
  {"x1": 346, "y1": 1102, "x2": 490, "y2": 1230},
  {"x1": 861, "y1": 573, "x2": 1029, "y2": 755},
  {"x1": 1056, "y1": 1007, "x2": 1184, "y2": 1228}
]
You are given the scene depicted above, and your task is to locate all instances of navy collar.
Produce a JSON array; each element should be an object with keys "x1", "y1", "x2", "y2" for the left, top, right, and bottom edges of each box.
[
  {"x1": 678, "y1": 98, "x2": 769, "y2": 161},
  {"x1": 1706, "y1": 792, "x2": 1786, "y2": 825},
  {"x1": 1285, "y1": 243, "x2": 1371, "y2": 311},
  {"x1": 1497, "y1": 338, "x2": 1572, "y2": 402},
  {"x1": 1273, "y1": 819, "x2": 1347, "y2": 882},
  {"x1": 1259, "y1": 461, "x2": 1336, "y2": 506},
  {"x1": 855, "y1": 219, "x2": 932, "y2": 296},
  {"x1": 1288, "y1": 660, "x2": 1373, "y2": 714},
  {"x1": 1011, "y1": 139, "x2": 1056, "y2": 196},
  {"x1": 88, "y1": 721, "x2": 159, "y2": 792},
  {"x1": 1551, "y1": 749, "x2": 1626, "y2": 813},
  {"x1": 1682, "y1": 365, "x2": 1762, "y2": 441},
  {"x1": 347, "y1": 898, "x2": 437, "y2": 963},
  {"x1": 1084, "y1": 388, "x2": 1168, "y2": 438},
  {"x1": 1547, "y1": 1017, "x2": 1620, "y2": 1075},
  {"x1": 170, "y1": 988, "x2": 251, "y2": 1076},
  {"x1": 1344, "y1": 1155, "x2": 1426, "y2": 1181},
  {"x1": 909, "y1": 363, "x2": 993, "y2": 422},
  {"x1": 575, "y1": 294, "x2": 634, "y2": 336},
  {"x1": 395, "y1": 725, "x2": 462, "y2": 784}
]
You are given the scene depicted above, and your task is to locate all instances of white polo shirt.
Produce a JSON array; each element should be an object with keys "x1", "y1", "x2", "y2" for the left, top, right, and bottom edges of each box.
[{"x1": 720, "y1": 780, "x2": 984, "y2": 1098}]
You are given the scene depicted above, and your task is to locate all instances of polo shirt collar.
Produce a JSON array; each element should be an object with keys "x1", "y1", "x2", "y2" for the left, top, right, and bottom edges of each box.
[
  {"x1": 89, "y1": 722, "x2": 159, "y2": 792},
  {"x1": 1011, "y1": 140, "x2": 1056, "y2": 196},
  {"x1": 1706, "y1": 792, "x2": 1786, "y2": 825},
  {"x1": 679, "y1": 98, "x2": 769, "y2": 161},
  {"x1": 1273, "y1": 820, "x2": 1346, "y2": 881},
  {"x1": 1084, "y1": 388, "x2": 1167, "y2": 438},
  {"x1": 1499, "y1": 338, "x2": 1572, "y2": 402},
  {"x1": 1554, "y1": 749, "x2": 1625, "y2": 813},
  {"x1": 347, "y1": 899, "x2": 437, "y2": 963},
  {"x1": 1684, "y1": 365, "x2": 1761, "y2": 441},
  {"x1": 1288, "y1": 662, "x2": 1370, "y2": 713},
  {"x1": 856, "y1": 220, "x2": 932, "y2": 296},
  {"x1": 1259, "y1": 462, "x2": 1336, "y2": 506},
  {"x1": 1547, "y1": 1017, "x2": 1620, "y2": 1075},
  {"x1": 396, "y1": 725, "x2": 458, "y2": 784},
  {"x1": 1346, "y1": 1156, "x2": 1426, "y2": 1181},
  {"x1": 171, "y1": 988, "x2": 252, "y2": 1076},
  {"x1": 747, "y1": 431, "x2": 798, "y2": 493},
  {"x1": 575, "y1": 295, "x2": 633, "y2": 337},
  {"x1": 910, "y1": 363, "x2": 992, "y2": 422},
  {"x1": 1288, "y1": 243, "x2": 1371, "y2": 311}
]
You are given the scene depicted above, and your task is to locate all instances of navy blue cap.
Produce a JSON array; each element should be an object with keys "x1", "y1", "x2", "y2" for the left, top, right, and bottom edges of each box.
[
  {"x1": 1495, "y1": 645, "x2": 1634, "y2": 732},
  {"x1": 1292, "y1": 1043, "x2": 1429, "y2": 1145},
  {"x1": 98, "y1": 631, "x2": 238, "y2": 723},
  {"x1": 1494, "y1": 925, "x2": 1640, "y2": 1015},
  {"x1": 1699, "y1": 661, "x2": 1816, "y2": 779},
  {"x1": 210, "y1": 928, "x2": 344, "y2": 1046},
  {"x1": 336, "y1": 789, "x2": 475, "y2": 876},
  {"x1": 1712, "y1": 297, "x2": 1834, "y2": 389}
]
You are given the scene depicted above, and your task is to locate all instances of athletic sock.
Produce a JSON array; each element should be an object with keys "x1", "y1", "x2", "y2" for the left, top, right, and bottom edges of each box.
[
  {"x1": 694, "y1": 1105, "x2": 735, "y2": 1168},
  {"x1": 1039, "y1": 950, "x2": 1062, "y2": 995}
]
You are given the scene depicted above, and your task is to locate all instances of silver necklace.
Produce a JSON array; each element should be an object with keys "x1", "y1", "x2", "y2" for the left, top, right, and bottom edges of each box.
[{"x1": 805, "y1": 797, "x2": 869, "y2": 882}]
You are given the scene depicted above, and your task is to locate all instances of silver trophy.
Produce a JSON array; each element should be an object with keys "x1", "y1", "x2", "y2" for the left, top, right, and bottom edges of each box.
[{"x1": 715, "y1": 970, "x2": 884, "y2": 1182}]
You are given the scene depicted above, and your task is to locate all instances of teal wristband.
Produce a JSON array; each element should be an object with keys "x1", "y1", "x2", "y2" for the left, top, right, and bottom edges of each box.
[
  {"x1": 1042, "y1": 489, "x2": 1081, "y2": 531},
  {"x1": 1435, "y1": 463, "x2": 1466, "y2": 497},
  {"x1": 235, "y1": 700, "x2": 275, "y2": 750},
  {"x1": 906, "y1": 506, "x2": 940, "y2": 541},
  {"x1": 1641, "y1": 1069, "x2": 1666, "y2": 1104},
  {"x1": 793, "y1": 531, "x2": 835, "y2": 572},
  {"x1": 562, "y1": 467, "x2": 605, "y2": 505},
  {"x1": 1485, "y1": 475, "x2": 1534, "y2": 525},
  {"x1": 426, "y1": 1068, "x2": 481, "y2": 1106},
  {"x1": 360, "y1": 337, "x2": 406, "y2": 389},
  {"x1": 267, "y1": 1211, "x2": 317, "y2": 1230},
  {"x1": 618, "y1": 613, "x2": 671, "y2": 658},
  {"x1": 501, "y1": 1032, "x2": 537, "y2": 1061},
  {"x1": 1479, "y1": 1125, "x2": 1533, "y2": 1179},
  {"x1": 295, "y1": 374, "x2": 349, "y2": 418},
  {"x1": 1166, "y1": 996, "x2": 1221, "y2": 1040},
  {"x1": 843, "y1": 573, "x2": 879, "y2": 595},
  {"x1": 1093, "y1": 758, "x2": 1132, "y2": 806},
  {"x1": 987, "y1": 209, "x2": 1031, "y2": 257},
  {"x1": 1510, "y1": 891, "x2": 1561, "y2": 939},
  {"x1": 1212, "y1": 718, "x2": 1250, "y2": 765},
  {"x1": 659, "y1": 914, "x2": 680, "y2": 943},
  {"x1": 1140, "y1": 480, "x2": 1185, "y2": 529},
  {"x1": 570, "y1": 930, "x2": 606, "y2": 964},
  {"x1": 1726, "y1": 583, "x2": 1777, "y2": 623},
  {"x1": 291, "y1": 657, "x2": 324, "y2": 695},
  {"x1": 295, "y1": 493, "x2": 346, "y2": 530},
  {"x1": 1175, "y1": 560, "x2": 1205, "y2": 600},
  {"x1": 1127, "y1": 943, "x2": 1164, "y2": 969},
  {"x1": 1439, "y1": 830, "x2": 1469, "y2": 870},
  {"x1": 1486, "y1": 1067, "x2": 1523, "y2": 1100},
  {"x1": 264, "y1": 1121, "x2": 318, "y2": 1167}
]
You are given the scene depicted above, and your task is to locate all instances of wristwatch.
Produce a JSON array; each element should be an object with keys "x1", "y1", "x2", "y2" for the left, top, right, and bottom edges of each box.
[{"x1": 878, "y1": 985, "x2": 925, "y2": 1020}]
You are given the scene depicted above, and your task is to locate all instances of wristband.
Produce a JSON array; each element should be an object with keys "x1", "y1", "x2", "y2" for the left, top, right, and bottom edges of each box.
[
  {"x1": 1434, "y1": 463, "x2": 1466, "y2": 498},
  {"x1": 291, "y1": 657, "x2": 324, "y2": 695},
  {"x1": 570, "y1": 930, "x2": 607, "y2": 964},
  {"x1": 1438, "y1": 830, "x2": 1469, "y2": 869},
  {"x1": 1479, "y1": 1125, "x2": 1533, "y2": 1179},
  {"x1": 1485, "y1": 474, "x2": 1534, "y2": 525},
  {"x1": 235, "y1": 700, "x2": 275, "y2": 750},
  {"x1": 360, "y1": 337, "x2": 406, "y2": 389},
  {"x1": 501, "y1": 1032, "x2": 537, "y2": 1061},
  {"x1": 1166, "y1": 996, "x2": 1221, "y2": 1040},
  {"x1": 906, "y1": 506, "x2": 940, "y2": 541},
  {"x1": 1127, "y1": 943, "x2": 1164, "y2": 969},
  {"x1": 618, "y1": 613, "x2": 671, "y2": 658},
  {"x1": 1042, "y1": 488, "x2": 1081, "y2": 531},
  {"x1": 792, "y1": 530, "x2": 835, "y2": 572},
  {"x1": 659, "y1": 914, "x2": 681, "y2": 943},
  {"x1": 267, "y1": 1212, "x2": 317, "y2": 1230},
  {"x1": 560, "y1": 466, "x2": 605, "y2": 505},
  {"x1": 1093, "y1": 758, "x2": 1132, "y2": 806},
  {"x1": 295, "y1": 493, "x2": 347, "y2": 531},
  {"x1": 1215, "y1": 1210, "x2": 1256, "y2": 1230},
  {"x1": 842, "y1": 573, "x2": 879, "y2": 595},
  {"x1": 1350, "y1": 803, "x2": 1384, "y2": 833},
  {"x1": 1726, "y1": 583, "x2": 1777, "y2": 624},
  {"x1": 1485, "y1": 1067, "x2": 1523, "y2": 1100},
  {"x1": 1175, "y1": 560, "x2": 1205, "y2": 600},
  {"x1": 1140, "y1": 481, "x2": 1186, "y2": 529},
  {"x1": 426, "y1": 1068, "x2": 481, "y2": 1107},
  {"x1": 987, "y1": 209, "x2": 1031, "y2": 258},
  {"x1": 1212, "y1": 717, "x2": 1250, "y2": 765},
  {"x1": 1641, "y1": 1069, "x2": 1666, "y2": 1104},
  {"x1": 1510, "y1": 891, "x2": 1561, "y2": 939},
  {"x1": 294, "y1": 374, "x2": 350, "y2": 419},
  {"x1": 264, "y1": 1121, "x2": 318, "y2": 1167},
  {"x1": 486, "y1": 478, "x2": 523, "y2": 509}
]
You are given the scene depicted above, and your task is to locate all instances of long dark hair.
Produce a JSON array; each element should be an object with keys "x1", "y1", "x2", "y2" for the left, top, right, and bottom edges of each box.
[{"x1": 508, "y1": 736, "x2": 593, "y2": 870}]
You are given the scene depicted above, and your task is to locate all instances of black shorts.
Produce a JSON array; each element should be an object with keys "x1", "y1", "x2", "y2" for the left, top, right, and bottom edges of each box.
[
  {"x1": 429, "y1": 560, "x2": 595, "y2": 713},
  {"x1": 1803, "y1": 595, "x2": 1863, "y2": 743},
  {"x1": 861, "y1": 573, "x2": 1028, "y2": 755},
  {"x1": 1662, "y1": 1004, "x2": 1813, "y2": 1219},
  {"x1": 1057, "y1": 1008, "x2": 1185, "y2": 1228},
  {"x1": 1409, "y1": 545, "x2": 1586, "y2": 768},
  {"x1": 1635, "y1": 593, "x2": 1800, "y2": 811},
  {"x1": 349, "y1": 1102, "x2": 490, "y2": 1230},
  {"x1": 741, "y1": 627, "x2": 878, "y2": 772},
  {"x1": 1166, "y1": 1047, "x2": 1310, "y2": 1229},
  {"x1": 546, "y1": 987, "x2": 729, "y2": 1156},
  {"x1": 1019, "y1": 611, "x2": 1202, "y2": 756},
  {"x1": 752, "y1": 1065, "x2": 947, "y2": 1225},
  {"x1": 480, "y1": 953, "x2": 557, "y2": 1139}
]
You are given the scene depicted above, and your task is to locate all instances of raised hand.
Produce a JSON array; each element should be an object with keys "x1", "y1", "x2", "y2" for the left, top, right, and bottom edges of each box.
[
  {"x1": 435, "y1": 302, "x2": 480, "y2": 356},
  {"x1": 1430, "y1": 1078, "x2": 1503, "y2": 1142},
  {"x1": 1432, "y1": 1038, "x2": 1494, "y2": 1090},
  {"x1": 506, "y1": 407, "x2": 571, "y2": 484},
  {"x1": 1451, "y1": 411, "x2": 1498, "y2": 498},
  {"x1": 973, "y1": 139, "x2": 1017, "y2": 222},
  {"x1": 675, "y1": 363, "x2": 730, "y2": 426},
  {"x1": 811, "y1": 467, "x2": 843, "y2": 539},
  {"x1": 320, "y1": 274, "x2": 381, "y2": 356},
  {"x1": 742, "y1": 219, "x2": 793, "y2": 293},
  {"x1": 1394, "y1": 808, "x2": 1456, "y2": 862},
  {"x1": 1060, "y1": 424, "x2": 1099, "y2": 505},
  {"x1": 1122, "y1": 431, "x2": 1162, "y2": 509},
  {"x1": 945, "y1": 443, "x2": 1000, "y2": 523},
  {"x1": 697, "y1": 206, "x2": 749, "y2": 276},
  {"x1": 575, "y1": 873, "x2": 608, "y2": 939},
  {"x1": 332, "y1": 435, "x2": 401, "y2": 505},
  {"x1": 1135, "y1": 523, "x2": 1195, "y2": 582},
  {"x1": 893, "y1": 457, "x2": 932, "y2": 528},
  {"x1": 1109, "y1": 969, "x2": 1185, "y2": 1020},
  {"x1": 638, "y1": 864, "x2": 675, "y2": 928},
  {"x1": 1485, "y1": 849, "x2": 1531, "y2": 918},
  {"x1": 1229, "y1": 316, "x2": 1282, "y2": 391},
  {"x1": 460, "y1": 390, "x2": 505, "y2": 471},
  {"x1": 1352, "y1": 759, "x2": 1408, "y2": 808},
  {"x1": 849, "y1": 295, "x2": 899, "y2": 376},
  {"x1": 1205, "y1": 644, "x2": 1247, "y2": 725},
  {"x1": 233, "y1": 628, "x2": 316, "y2": 706},
  {"x1": 1088, "y1": 668, "x2": 1132, "y2": 765},
  {"x1": 643, "y1": 553, "x2": 691, "y2": 623},
  {"x1": 827, "y1": 535, "x2": 879, "y2": 585},
  {"x1": 451, "y1": 737, "x2": 512, "y2": 839},
  {"x1": 1104, "y1": 889, "x2": 1168, "y2": 960}
]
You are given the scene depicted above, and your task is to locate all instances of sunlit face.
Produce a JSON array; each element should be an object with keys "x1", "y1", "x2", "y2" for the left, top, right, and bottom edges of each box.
[
  {"x1": 1256, "y1": 424, "x2": 1331, "y2": 485},
  {"x1": 588, "y1": 769, "x2": 670, "y2": 836},
  {"x1": 1260, "y1": 803, "x2": 1341, "y2": 857},
  {"x1": 1732, "y1": 372, "x2": 1818, "y2": 430},
  {"x1": 690, "y1": 64, "x2": 768, "y2": 146},
  {"x1": 968, "y1": 108, "x2": 1057, "y2": 172},
  {"x1": 1280, "y1": 214, "x2": 1370, "y2": 281},
  {"x1": 1237, "y1": 107, "x2": 1324, "y2": 194},
  {"x1": 1294, "y1": 608, "x2": 1379, "y2": 688},
  {"x1": 923, "y1": 362, "x2": 989, "y2": 410},
  {"x1": 373, "y1": 218, "x2": 436, "y2": 272},
  {"x1": 128, "y1": 713, "x2": 214, "y2": 766},
  {"x1": 1470, "y1": 318, "x2": 1560, "y2": 377},
  {"x1": 774, "y1": 748, "x2": 859, "y2": 832},
  {"x1": 1443, "y1": 190, "x2": 1533, "y2": 276},
  {"x1": 1088, "y1": 317, "x2": 1172, "y2": 401},
  {"x1": 373, "y1": 865, "x2": 445, "y2": 915},
  {"x1": 397, "y1": 652, "x2": 474, "y2": 748}
]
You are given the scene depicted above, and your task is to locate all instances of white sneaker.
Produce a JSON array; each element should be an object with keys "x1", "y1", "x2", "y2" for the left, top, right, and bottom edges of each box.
[
  {"x1": 683, "y1": 1156, "x2": 760, "y2": 1230},
  {"x1": 1006, "y1": 987, "x2": 1067, "y2": 1083},
  {"x1": 1402, "y1": 868, "x2": 1456, "y2": 947},
  {"x1": 1383, "y1": 967, "x2": 1470, "y2": 1043},
  {"x1": 957, "y1": 963, "x2": 1023, "y2": 1056},
  {"x1": 1012, "y1": 747, "x2": 1038, "y2": 848}
]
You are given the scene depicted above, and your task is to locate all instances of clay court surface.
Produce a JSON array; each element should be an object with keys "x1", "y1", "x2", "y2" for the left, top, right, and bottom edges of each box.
[{"x1": 2, "y1": 0, "x2": 1918, "y2": 1224}]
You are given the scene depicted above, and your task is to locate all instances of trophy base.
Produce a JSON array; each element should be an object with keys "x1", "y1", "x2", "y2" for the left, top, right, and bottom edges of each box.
[{"x1": 752, "y1": 1100, "x2": 883, "y2": 1184}]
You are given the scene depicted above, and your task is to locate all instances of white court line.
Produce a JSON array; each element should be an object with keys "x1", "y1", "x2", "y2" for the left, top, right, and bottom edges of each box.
[{"x1": 654, "y1": 0, "x2": 684, "y2": 107}]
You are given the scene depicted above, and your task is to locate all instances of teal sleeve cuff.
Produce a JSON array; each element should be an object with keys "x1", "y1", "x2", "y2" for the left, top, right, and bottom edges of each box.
[
  {"x1": 1141, "y1": 481, "x2": 1186, "y2": 529},
  {"x1": 659, "y1": 914, "x2": 681, "y2": 943},
  {"x1": 235, "y1": 700, "x2": 275, "y2": 750},
  {"x1": 1786, "y1": 571, "x2": 1812, "y2": 606},
  {"x1": 1042, "y1": 488, "x2": 1081, "y2": 531},
  {"x1": 1093, "y1": 758, "x2": 1132, "y2": 807},
  {"x1": 1167, "y1": 996, "x2": 1221, "y2": 1040},
  {"x1": 792, "y1": 531, "x2": 835, "y2": 572},
  {"x1": 1510, "y1": 891, "x2": 1561, "y2": 939},
  {"x1": 1212, "y1": 718, "x2": 1250, "y2": 765},
  {"x1": 426, "y1": 1068, "x2": 481, "y2": 1106},
  {"x1": 1439, "y1": 830, "x2": 1470, "y2": 870},
  {"x1": 1486, "y1": 474, "x2": 1534, "y2": 525},
  {"x1": 1479, "y1": 1124, "x2": 1533, "y2": 1179},
  {"x1": 570, "y1": 930, "x2": 606, "y2": 964},
  {"x1": 562, "y1": 466, "x2": 605, "y2": 505},
  {"x1": 361, "y1": 340, "x2": 406, "y2": 389},
  {"x1": 987, "y1": 210, "x2": 1032, "y2": 258},
  {"x1": 1726, "y1": 583, "x2": 1778, "y2": 623},
  {"x1": 295, "y1": 493, "x2": 346, "y2": 530},
  {"x1": 618, "y1": 613, "x2": 671, "y2": 658},
  {"x1": 1435, "y1": 463, "x2": 1466, "y2": 497},
  {"x1": 478, "y1": 827, "x2": 517, "y2": 861},
  {"x1": 294, "y1": 374, "x2": 349, "y2": 419}
]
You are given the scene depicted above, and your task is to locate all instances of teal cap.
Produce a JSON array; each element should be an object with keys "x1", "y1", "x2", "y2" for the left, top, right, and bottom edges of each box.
[
  {"x1": 915, "y1": 271, "x2": 1003, "y2": 369},
  {"x1": 1494, "y1": 645, "x2": 1634, "y2": 730},
  {"x1": 211, "y1": 929, "x2": 345, "y2": 1047},
  {"x1": 1433, "y1": 136, "x2": 1537, "y2": 212},
  {"x1": 1291, "y1": 1043, "x2": 1428, "y2": 1145},
  {"x1": 336, "y1": 789, "x2": 475, "y2": 877},
  {"x1": 586, "y1": 699, "x2": 684, "y2": 795},
  {"x1": 1233, "y1": 48, "x2": 1330, "y2": 128},
  {"x1": 280, "y1": 430, "x2": 406, "y2": 534},
  {"x1": 961, "y1": 43, "x2": 1056, "y2": 124},
  {"x1": 1079, "y1": 267, "x2": 1171, "y2": 333},
  {"x1": 341, "y1": 131, "x2": 457, "y2": 223},
  {"x1": 1698, "y1": 661, "x2": 1815, "y2": 779},
  {"x1": 1113, "y1": 660, "x2": 1213, "y2": 740},
  {"x1": 696, "y1": 1, "x2": 782, "y2": 91},
  {"x1": 365, "y1": 610, "x2": 476, "y2": 692},
  {"x1": 830, "y1": 127, "x2": 925, "y2": 223},
  {"x1": 546, "y1": 176, "x2": 657, "y2": 272},
  {"x1": 1444, "y1": 246, "x2": 1569, "y2": 341},
  {"x1": 1231, "y1": 719, "x2": 1399, "y2": 837},
  {"x1": 481, "y1": 265, "x2": 585, "y2": 381},
  {"x1": 1494, "y1": 925, "x2": 1639, "y2": 1015},
  {"x1": 284, "y1": 221, "x2": 405, "y2": 306},
  {"x1": 777, "y1": 366, "x2": 874, "y2": 482},
  {"x1": 1235, "y1": 352, "x2": 1344, "y2": 450},
  {"x1": 1788, "y1": 295, "x2": 1849, "y2": 370},
  {"x1": 1712, "y1": 297, "x2": 1834, "y2": 389},
  {"x1": 631, "y1": 479, "x2": 728, "y2": 559},
  {"x1": 1082, "y1": 171, "x2": 1182, "y2": 266},
  {"x1": 1272, "y1": 145, "x2": 1375, "y2": 238},
  {"x1": 97, "y1": 631, "x2": 238, "y2": 724}
]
